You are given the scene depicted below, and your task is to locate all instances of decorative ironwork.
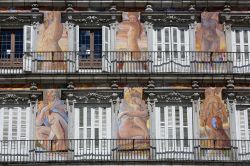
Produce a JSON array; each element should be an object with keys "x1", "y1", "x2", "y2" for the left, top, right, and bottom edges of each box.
[
  {"x1": 141, "y1": 11, "x2": 201, "y2": 27},
  {"x1": 0, "y1": 93, "x2": 29, "y2": 104},
  {"x1": 61, "y1": 12, "x2": 122, "y2": 27},
  {"x1": 0, "y1": 12, "x2": 43, "y2": 26},
  {"x1": 219, "y1": 13, "x2": 250, "y2": 27}
]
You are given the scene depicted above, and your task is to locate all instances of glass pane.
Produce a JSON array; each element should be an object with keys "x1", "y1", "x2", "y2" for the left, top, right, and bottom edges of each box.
[
  {"x1": 95, "y1": 128, "x2": 99, "y2": 147},
  {"x1": 183, "y1": 107, "x2": 188, "y2": 126},
  {"x1": 160, "y1": 107, "x2": 164, "y2": 122},
  {"x1": 87, "y1": 108, "x2": 91, "y2": 127},
  {"x1": 157, "y1": 29, "x2": 161, "y2": 42},
  {"x1": 173, "y1": 28, "x2": 177, "y2": 43},
  {"x1": 180, "y1": 30, "x2": 185, "y2": 43},
  {"x1": 165, "y1": 28, "x2": 169, "y2": 43},
  {"x1": 236, "y1": 30, "x2": 240, "y2": 44},
  {"x1": 79, "y1": 109, "x2": 83, "y2": 127},
  {"x1": 244, "y1": 30, "x2": 248, "y2": 43},
  {"x1": 175, "y1": 107, "x2": 180, "y2": 126},
  {"x1": 79, "y1": 128, "x2": 83, "y2": 139}
]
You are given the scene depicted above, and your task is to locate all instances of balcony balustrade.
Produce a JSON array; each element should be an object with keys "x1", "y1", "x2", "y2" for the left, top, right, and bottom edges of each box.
[
  {"x1": 0, "y1": 139, "x2": 249, "y2": 163},
  {"x1": 0, "y1": 51, "x2": 249, "y2": 74}
]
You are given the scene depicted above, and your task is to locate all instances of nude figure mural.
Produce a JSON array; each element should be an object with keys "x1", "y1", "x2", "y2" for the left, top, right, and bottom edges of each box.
[
  {"x1": 195, "y1": 12, "x2": 227, "y2": 72},
  {"x1": 117, "y1": 88, "x2": 150, "y2": 150},
  {"x1": 36, "y1": 11, "x2": 68, "y2": 71},
  {"x1": 36, "y1": 89, "x2": 68, "y2": 151},
  {"x1": 116, "y1": 12, "x2": 148, "y2": 71},
  {"x1": 200, "y1": 88, "x2": 230, "y2": 148}
]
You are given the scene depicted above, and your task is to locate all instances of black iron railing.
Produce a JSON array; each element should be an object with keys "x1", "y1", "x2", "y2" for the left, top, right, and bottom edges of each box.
[
  {"x1": 0, "y1": 139, "x2": 250, "y2": 163},
  {"x1": 0, "y1": 51, "x2": 250, "y2": 74}
]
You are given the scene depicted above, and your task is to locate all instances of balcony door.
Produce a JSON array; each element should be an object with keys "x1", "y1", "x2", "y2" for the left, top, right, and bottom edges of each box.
[
  {"x1": 154, "y1": 105, "x2": 193, "y2": 159},
  {"x1": 74, "y1": 105, "x2": 112, "y2": 159},
  {"x1": 0, "y1": 106, "x2": 31, "y2": 161},
  {"x1": 231, "y1": 29, "x2": 250, "y2": 73},
  {"x1": 153, "y1": 27, "x2": 190, "y2": 72}
]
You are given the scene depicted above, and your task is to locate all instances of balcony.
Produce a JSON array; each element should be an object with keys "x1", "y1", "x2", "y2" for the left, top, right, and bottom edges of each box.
[
  {"x1": 0, "y1": 139, "x2": 249, "y2": 163},
  {"x1": 0, "y1": 51, "x2": 249, "y2": 74}
]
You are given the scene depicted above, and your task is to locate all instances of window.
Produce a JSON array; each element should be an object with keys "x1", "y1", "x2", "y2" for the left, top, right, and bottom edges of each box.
[
  {"x1": 153, "y1": 27, "x2": 190, "y2": 72},
  {"x1": 0, "y1": 29, "x2": 23, "y2": 59},
  {"x1": 79, "y1": 29, "x2": 102, "y2": 59},
  {"x1": 155, "y1": 105, "x2": 193, "y2": 155},
  {"x1": 74, "y1": 106, "x2": 111, "y2": 159},
  {"x1": 231, "y1": 29, "x2": 250, "y2": 72}
]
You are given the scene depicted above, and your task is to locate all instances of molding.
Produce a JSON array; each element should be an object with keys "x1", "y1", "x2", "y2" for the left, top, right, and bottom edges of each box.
[
  {"x1": 61, "y1": 11, "x2": 122, "y2": 27},
  {"x1": 62, "y1": 89, "x2": 123, "y2": 104},
  {"x1": 141, "y1": 11, "x2": 201, "y2": 27},
  {"x1": 0, "y1": 90, "x2": 42, "y2": 105},
  {"x1": 219, "y1": 12, "x2": 250, "y2": 27},
  {"x1": 223, "y1": 89, "x2": 250, "y2": 110},
  {"x1": 0, "y1": 12, "x2": 44, "y2": 26}
]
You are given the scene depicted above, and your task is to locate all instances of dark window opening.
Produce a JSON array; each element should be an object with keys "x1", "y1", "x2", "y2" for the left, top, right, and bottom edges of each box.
[{"x1": 79, "y1": 29, "x2": 102, "y2": 59}]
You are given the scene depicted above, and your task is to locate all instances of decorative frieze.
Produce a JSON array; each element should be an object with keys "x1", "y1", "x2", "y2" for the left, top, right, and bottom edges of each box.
[
  {"x1": 62, "y1": 89, "x2": 123, "y2": 104},
  {"x1": 141, "y1": 11, "x2": 201, "y2": 27},
  {"x1": 61, "y1": 11, "x2": 122, "y2": 27},
  {"x1": 0, "y1": 91, "x2": 42, "y2": 105},
  {"x1": 0, "y1": 12, "x2": 43, "y2": 26},
  {"x1": 219, "y1": 12, "x2": 250, "y2": 27}
]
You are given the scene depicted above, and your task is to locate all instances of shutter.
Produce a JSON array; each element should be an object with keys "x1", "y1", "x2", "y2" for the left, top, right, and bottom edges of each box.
[
  {"x1": 75, "y1": 25, "x2": 80, "y2": 72},
  {"x1": 74, "y1": 108, "x2": 80, "y2": 139},
  {"x1": 0, "y1": 108, "x2": 4, "y2": 140},
  {"x1": 106, "y1": 107, "x2": 111, "y2": 139},
  {"x1": 102, "y1": 26, "x2": 110, "y2": 72},
  {"x1": 23, "y1": 25, "x2": 33, "y2": 72}
]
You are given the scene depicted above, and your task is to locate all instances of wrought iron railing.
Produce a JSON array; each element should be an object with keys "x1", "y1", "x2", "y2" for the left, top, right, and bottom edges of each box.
[
  {"x1": 0, "y1": 139, "x2": 250, "y2": 163},
  {"x1": 0, "y1": 51, "x2": 250, "y2": 74}
]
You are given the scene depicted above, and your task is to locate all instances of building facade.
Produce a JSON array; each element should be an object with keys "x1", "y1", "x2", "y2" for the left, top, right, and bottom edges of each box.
[{"x1": 0, "y1": 0, "x2": 250, "y2": 165}]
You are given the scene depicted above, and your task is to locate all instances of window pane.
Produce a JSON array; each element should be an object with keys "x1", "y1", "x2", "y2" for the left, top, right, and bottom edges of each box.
[
  {"x1": 236, "y1": 30, "x2": 240, "y2": 44},
  {"x1": 173, "y1": 28, "x2": 177, "y2": 43},
  {"x1": 79, "y1": 109, "x2": 83, "y2": 127},
  {"x1": 87, "y1": 108, "x2": 91, "y2": 127},
  {"x1": 165, "y1": 28, "x2": 169, "y2": 43},
  {"x1": 180, "y1": 30, "x2": 185, "y2": 43},
  {"x1": 160, "y1": 107, "x2": 164, "y2": 122},
  {"x1": 157, "y1": 29, "x2": 161, "y2": 42},
  {"x1": 244, "y1": 30, "x2": 248, "y2": 43}
]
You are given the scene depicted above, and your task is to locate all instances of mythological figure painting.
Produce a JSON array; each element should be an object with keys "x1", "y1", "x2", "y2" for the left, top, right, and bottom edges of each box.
[
  {"x1": 116, "y1": 12, "x2": 148, "y2": 70},
  {"x1": 200, "y1": 88, "x2": 230, "y2": 148},
  {"x1": 195, "y1": 12, "x2": 228, "y2": 72},
  {"x1": 36, "y1": 89, "x2": 68, "y2": 151},
  {"x1": 117, "y1": 88, "x2": 150, "y2": 150},
  {"x1": 36, "y1": 11, "x2": 68, "y2": 71}
]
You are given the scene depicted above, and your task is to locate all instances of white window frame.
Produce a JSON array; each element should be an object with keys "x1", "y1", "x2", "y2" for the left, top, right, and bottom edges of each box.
[
  {"x1": 153, "y1": 27, "x2": 190, "y2": 72},
  {"x1": 74, "y1": 105, "x2": 112, "y2": 159},
  {"x1": 155, "y1": 105, "x2": 193, "y2": 158}
]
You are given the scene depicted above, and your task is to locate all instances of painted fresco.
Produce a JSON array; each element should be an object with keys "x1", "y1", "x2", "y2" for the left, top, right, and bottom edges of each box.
[
  {"x1": 195, "y1": 12, "x2": 228, "y2": 72},
  {"x1": 200, "y1": 88, "x2": 230, "y2": 148},
  {"x1": 117, "y1": 87, "x2": 150, "y2": 151},
  {"x1": 36, "y1": 89, "x2": 68, "y2": 151},
  {"x1": 36, "y1": 11, "x2": 68, "y2": 71},
  {"x1": 116, "y1": 12, "x2": 148, "y2": 70}
]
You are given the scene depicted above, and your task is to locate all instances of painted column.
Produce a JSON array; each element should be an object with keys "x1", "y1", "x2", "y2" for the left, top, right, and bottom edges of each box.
[
  {"x1": 65, "y1": 21, "x2": 75, "y2": 72},
  {"x1": 144, "y1": 22, "x2": 154, "y2": 72},
  {"x1": 146, "y1": 80, "x2": 157, "y2": 158},
  {"x1": 110, "y1": 81, "x2": 120, "y2": 139},
  {"x1": 110, "y1": 22, "x2": 119, "y2": 72},
  {"x1": 191, "y1": 81, "x2": 201, "y2": 160},
  {"x1": 224, "y1": 23, "x2": 233, "y2": 73},
  {"x1": 29, "y1": 83, "x2": 39, "y2": 160},
  {"x1": 66, "y1": 82, "x2": 75, "y2": 160}
]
